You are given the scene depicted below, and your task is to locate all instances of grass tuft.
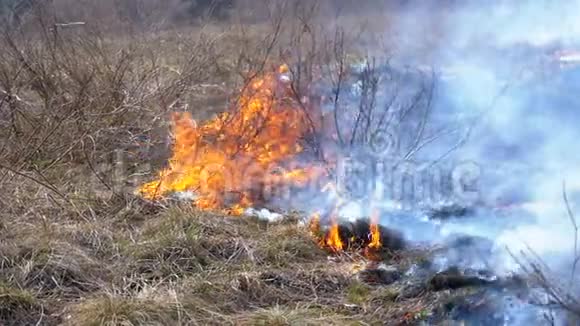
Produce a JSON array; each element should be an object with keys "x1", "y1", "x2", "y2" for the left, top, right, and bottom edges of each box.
[
  {"x1": 255, "y1": 224, "x2": 326, "y2": 267},
  {"x1": 345, "y1": 281, "x2": 371, "y2": 305},
  {"x1": 0, "y1": 283, "x2": 43, "y2": 326},
  {"x1": 66, "y1": 294, "x2": 178, "y2": 326}
]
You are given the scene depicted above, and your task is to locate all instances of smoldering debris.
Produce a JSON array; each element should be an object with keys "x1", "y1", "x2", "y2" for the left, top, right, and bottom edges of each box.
[
  {"x1": 428, "y1": 267, "x2": 493, "y2": 291},
  {"x1": 338, "y1": 219, "x2": 407, "y2": 252},
  {"x1": 358, "y1": 263, "x2": 402, "y2": 285}
]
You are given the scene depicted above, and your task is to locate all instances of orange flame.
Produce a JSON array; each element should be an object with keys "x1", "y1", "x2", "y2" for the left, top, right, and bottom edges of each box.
[
  {"x1": 310, "y1": 208, "x2": 382, "y2": 258},
  {"x1": 368, "y1": 209, "x2": 381, "y2": 249},
  {"x1": 325, "y1": 203, "x2": 344, "y2": 252},
  {"x1": 309, "y1": 212, "x2": 343, "y2": 252},
  {"x1": 363, "y1": 208, "x2": 382, "y2": 261},
  {"x1": 309, "y1": 209, "x2": 344, "y2": 253},
  {"x1": 368, "y1": 223, "x2": 381, "y2": 249},
  {"x1": 325, "y1": 222, "x2": 344, "y2": 252},
  {"x1": 138, "y1": 66, "x2": 325, "y2": 213}
]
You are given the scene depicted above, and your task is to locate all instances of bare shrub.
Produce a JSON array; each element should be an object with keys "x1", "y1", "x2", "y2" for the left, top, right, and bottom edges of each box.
[{"x1": 0, "y1": 8, "x2": 228, "y2": 215}]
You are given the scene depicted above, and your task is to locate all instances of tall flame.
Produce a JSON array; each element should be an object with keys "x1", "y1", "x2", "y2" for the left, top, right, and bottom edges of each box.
[
  {"x1": 139, "y1": 65, "x2": 325, "y2": 213},
  {"x1": 368, "y1": 223, "x2": 381, "y2": 249},
  {"x1": 326, "y1": 202, "x2": 344, "y2": 252},
  {"x1": 325, "y1": 223, "x2": 344, "y2": 252}
]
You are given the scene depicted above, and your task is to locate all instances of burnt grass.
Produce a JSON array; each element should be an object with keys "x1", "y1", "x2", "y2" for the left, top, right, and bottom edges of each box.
[{"x1": 0, "y1": 201, "x2": 521, "y2": 325}]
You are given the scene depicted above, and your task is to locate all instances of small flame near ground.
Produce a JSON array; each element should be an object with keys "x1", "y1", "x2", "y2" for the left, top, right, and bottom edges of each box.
[
  {"x1": 365, "y1": 209, "x2": 382, "y2": 260},
  {"x1": 325, "y1": 223, "x2": 345, "y2": 252},
  {"x1": 308, "y1": 210, "x2": 383, "y2": 260}
]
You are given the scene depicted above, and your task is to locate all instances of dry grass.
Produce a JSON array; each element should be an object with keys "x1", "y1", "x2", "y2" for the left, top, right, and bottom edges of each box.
[
  {"x1": 0, "y1": 2, "x2": 490, "y2": 325},
  {"x1": 0, "y1": 202, "x2": 485, "y2": 325},
  {"x1": 0, "y1": 282, "x2": 46, "y2": 325}
]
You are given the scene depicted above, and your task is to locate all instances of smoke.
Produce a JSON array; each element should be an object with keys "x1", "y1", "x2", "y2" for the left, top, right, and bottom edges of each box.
[
  {"x1": 288, "y1": 0, "x2": 580, "y2": 276},
  {"x1": 381, "y1": 0, "x2": 580, "y2": 258},
  {"x1": 354, "y1": 0, "x2": 580, "y2": 321}
]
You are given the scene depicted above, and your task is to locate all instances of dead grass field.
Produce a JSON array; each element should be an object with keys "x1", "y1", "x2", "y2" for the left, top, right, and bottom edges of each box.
[
  {"x1": 1, "y1": 201, "x2": 488, "y2": 325},
  {"x1": 0, "y1": 1, "x2": 520, "y2": 325}
]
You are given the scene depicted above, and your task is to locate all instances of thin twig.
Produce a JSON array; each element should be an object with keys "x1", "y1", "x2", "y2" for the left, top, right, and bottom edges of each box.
[
  {"x1": 0, "y1": 163, "x2": 67, "y2": 201},
  {"x1": 563, "y1": 181, "x2": 579, "y2": 285}
]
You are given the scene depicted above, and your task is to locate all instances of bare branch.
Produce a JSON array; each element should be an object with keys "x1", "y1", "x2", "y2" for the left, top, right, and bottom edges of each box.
[{"x1": 563, "y1": 181, "x2": 579, "y2": 285}]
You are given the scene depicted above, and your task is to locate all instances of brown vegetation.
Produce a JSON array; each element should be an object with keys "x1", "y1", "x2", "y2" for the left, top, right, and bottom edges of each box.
[
  {"x1": 2, "y1": 201, "x2": 493, "y2": 325},
  {"x1": 0, "y1": 1, "x2": 550, "y2": 325}
]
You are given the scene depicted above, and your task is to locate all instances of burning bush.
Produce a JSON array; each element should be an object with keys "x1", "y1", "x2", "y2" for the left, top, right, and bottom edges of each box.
[{"x1": 138, "y1": 64, "x2": 327, "y2": 214}]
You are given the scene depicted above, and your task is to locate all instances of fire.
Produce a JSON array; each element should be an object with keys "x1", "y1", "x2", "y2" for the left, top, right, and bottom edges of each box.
[
  {"x1": 309, "y1": 207, "x2": 382, "y2": 258},
  {"x1": 325, "y1": 223, "x2": 344, "y2": 252},
  {"x1": 138, "y1": 65, "x2": 325, "y2": 213},
  {"x1": 139, "y1": 63, "x2": 383, "y2": 259},
  {"x1": 309, "y1": 212, "x2": 343, "y2": 252},
  {"x1": 368, "y1": 209, "x2": 381, "y2": 249},
  {"x1": 326, "y1": 202, "x2": 344, "y2": 252},
  {"x1": 306, "y1": 183, "x2": 344, "y2": 252},
  {"x1": 368, "y1": 223, "x2": 381, "y2": 249}
]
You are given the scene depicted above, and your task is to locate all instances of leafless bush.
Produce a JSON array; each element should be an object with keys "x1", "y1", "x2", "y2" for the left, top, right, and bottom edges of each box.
[
  {"x1": 225, "y1": 0, "x2": 439, "y2": 165},
  {"x1": 0, "y1": 8, "x2": 227, "y2": 217}
]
